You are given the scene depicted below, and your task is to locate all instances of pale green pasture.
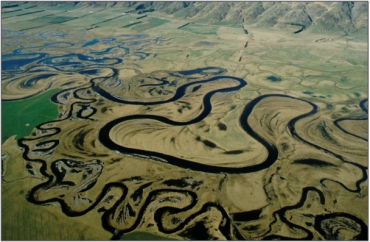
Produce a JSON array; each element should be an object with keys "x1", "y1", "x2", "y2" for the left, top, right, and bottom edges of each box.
[
  {"x1": 131, "y1": 17, "x2": 169, "y2": 32},
  {"x1": 52, "y1": 10, "x2": 94, "y2": 18},
  {"x1": 180, "y1": 23, "x2": 219, "y2": 35},
  {"x1": 212, "y1": 20, "x2": 243, "y2": 29},
  {"x1": 142, "y1": 21, "x2": 190, "y2": 37},
  {"x1": 260, "y1": 45, "x2": 321, "y2": 63},
  {"x1": 2, "y1": 9, "x2": 67, "y2": 25},
  {"x1": 20, "y1": 16, "x2": 80, "y2": 31},
  {"x1": 64, "y1": 6, "x2": 107, "y2": 14},
  {"x1": 4, "y1": 15, "x2": 74, "y2": 31},
  {"x1": 98, "y1": 14, "x2": 141, "y2": 28},
  {"x1": 330, "y1": 48, "x2": 368, "y2": 66},
  {"x1": 2, "y1": 7, "x2": 21, "y2": 13},
  {"x1": 62, "y1": 9, "x2": 123, "y2": 27},
  {"x1": 2, "y1": 7, "x2": 42, "y2": 18},
  {"x1": 161, "y1": 20, "x2": 189, "y2": 29},
  {"x1": 223, "y1": 36, "x2": 368, "y2": 103},
  {"x1": 51, "y1": 5, "x2": 83, "y2": 11},
  {"x1": 107, "y1": 8, "x2": 133, "y2": 13}
]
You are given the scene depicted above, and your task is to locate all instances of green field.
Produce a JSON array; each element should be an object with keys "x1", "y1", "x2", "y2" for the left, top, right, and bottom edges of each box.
[
  {"x1": 1, "y1": 8, "x2": 41, "y2": 18},
  {"x1": 2, "y1": 89, "x2": 61, "y2": 143},
  {"x1": 97, "y1": 14, "x2": 140, "y2": 28},
  {"x1": 131, "y1": 17, "x2": 169, "y2": 32},
  {"x1": 180, "y1": 23, "x2": 219, "y2": 35},
  {"x1": 10, "y1": 15, "x2": 77, "y2": 30},
  {"x1": 2, "y1": 9, "x2": 67, "y2": 26},
  {"x1": 61, "y1": 9, "x2": 123, "y2": 27},
  {"x1": 211, "y1": 20, "x2": 243, "y2": 29}
]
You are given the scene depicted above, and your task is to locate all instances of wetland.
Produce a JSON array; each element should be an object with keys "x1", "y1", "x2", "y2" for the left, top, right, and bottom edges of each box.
[{"x1": 1, "y1": 2, "x2": 368, "y2": 240}]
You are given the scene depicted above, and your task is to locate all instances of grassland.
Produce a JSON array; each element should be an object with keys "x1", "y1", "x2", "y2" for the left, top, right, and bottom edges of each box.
[
  {"x1": 179, "y1": 23, "x2": 219, "y2": 35},
  {"x1": 131, "y1": 17, "x2": 169, "y2": 32},
  {"x1": 2, "y1": 89, "x2": 60, "y2": 143},
  {"x1": 97, "y1": 14, "x2": 140, "y2": 28}
]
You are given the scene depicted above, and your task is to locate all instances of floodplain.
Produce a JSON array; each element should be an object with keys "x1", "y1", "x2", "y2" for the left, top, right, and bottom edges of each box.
[{"x1": 1, "y1": 2, "x2": 368, "y2": 240}]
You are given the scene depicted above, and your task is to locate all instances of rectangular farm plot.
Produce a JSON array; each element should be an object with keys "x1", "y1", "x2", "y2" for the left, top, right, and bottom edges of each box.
[
  {"x1": 44, "y1": 5, "x2": 83, "y2": 11},
  {"x1": 2, "y1": 9, "x2": 67, "y2": 25},
  {"x1": 103, "y1": 8, "x2": 134, "y2": 13},
  {"x1": 161, "y1": 20, "x2": 191, "y2": 30},
  {"x1": 1, "y1": 7, "x2": 21, "y2": 13},
  {"x1": 62, "y1": 9, "x2": 124, "y2": 27},
  {"x1": 5, "y1": 15, "x2": 77, "y2": 31},
  {"x1": 211, "y1": 20, "x2": 244, "y2": 29},
  {"x1": 1, "y1": 4, "x2": 84, "y2": 19},
  {"x1": 52, "y1": 10, "x2": 94, "y2": 18},
  {"x1": 40, "y1": 15, "x2": 76, "y2": 24},
  {"x1": 61, "y1": 6, "x2": 107, "y2": 15},
  {"x1": 1, "y1": 3, "x2": 22, "y2": 12},
  {"x1": 1, "y1": 7, "x2": 42, "y2": 18},
  {"x1": 130, "y1": 17, "x2": 170, "y2": 32},
  {"x1": 142, "y1": 20, "x2": 192, "y2": 35},
  {"x1": 179, "y1": 23, "x2": 219, "y2": 35},
  {"x1": 97, "y1": 14, "x2": 141, "y2": 28},
  {"x1": 5, "y1": 8, "x2": 108, "y2": 31}
]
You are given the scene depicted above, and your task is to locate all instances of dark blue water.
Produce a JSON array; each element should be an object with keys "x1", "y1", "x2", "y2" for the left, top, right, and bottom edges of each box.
[
  {"x1": 178, "y1": 67, "x2": 226, "y2": 76},
  {"x1": 2, "y1": 53, "x2": 48, "y2": 70},
  {"x1": 266, "y1": 76, "x2": 281, "y2": 82},
  {"x1": 79, "y1": 69, "x2": 101, "y2": 76},
  {"x1": 2, "y1": 32, "x2": 170, "y2": 71},
  {"x1": 82, "y1": 39, "x2": 99, "y2": 47},
  {"x1": 37, "y1": 53, "x2": 122, "y2": 67},
  {"x1": 12, "y1": 42, "x2": 74, "y2": 54}
]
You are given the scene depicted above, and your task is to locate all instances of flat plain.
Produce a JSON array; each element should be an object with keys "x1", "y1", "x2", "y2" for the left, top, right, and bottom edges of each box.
[{"x1": 1, "y1": 2, "x2": 368, "y2": 240}]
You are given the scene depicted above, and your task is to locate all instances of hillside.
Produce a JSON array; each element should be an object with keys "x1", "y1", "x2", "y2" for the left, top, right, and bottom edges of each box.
[{"x1": 3, "y1": 1, "x2": 367, "y2": 35}]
